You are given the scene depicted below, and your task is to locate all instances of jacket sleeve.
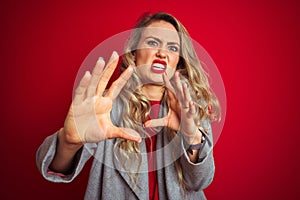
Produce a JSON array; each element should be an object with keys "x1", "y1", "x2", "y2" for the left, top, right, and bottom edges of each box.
[
  {"x1": 179, "y1": 119, "x2": 215, "y2": 191},
  {"x1": 36, "y1": 131, "x2": 97, "y2": 183}
]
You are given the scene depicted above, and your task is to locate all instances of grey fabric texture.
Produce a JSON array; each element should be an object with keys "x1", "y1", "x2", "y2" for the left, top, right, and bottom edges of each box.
[{"x1": 36, "y1": 101, "x2": 215, "y2": 200}]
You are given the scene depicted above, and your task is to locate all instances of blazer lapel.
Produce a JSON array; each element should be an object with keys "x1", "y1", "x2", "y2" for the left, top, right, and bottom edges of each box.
[
  {"x1": 112, "y1": 98, "x2": 171, "y2": 199},
  {"x1": 113, "y1": 140, "x2": 149, "y2": 200}
]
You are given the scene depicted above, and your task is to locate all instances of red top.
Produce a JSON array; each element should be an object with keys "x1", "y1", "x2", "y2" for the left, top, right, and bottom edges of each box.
[{"x1": 145, "y1": 100, "x2": 160, "y2": 200}]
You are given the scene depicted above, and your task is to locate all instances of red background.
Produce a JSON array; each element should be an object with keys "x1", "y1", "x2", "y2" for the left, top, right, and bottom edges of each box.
[{"x1": 1, "y1": 0, "x2": 299, "y2": 199}]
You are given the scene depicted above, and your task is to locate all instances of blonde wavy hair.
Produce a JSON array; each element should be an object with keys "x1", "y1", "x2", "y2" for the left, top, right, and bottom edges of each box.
[{"x1": 113, "y1": 12, "x2": 220, "y2": 191}]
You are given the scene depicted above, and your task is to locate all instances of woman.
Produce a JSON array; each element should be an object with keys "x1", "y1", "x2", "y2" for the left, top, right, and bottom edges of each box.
[{"x1": 36, "y1": 12, "x2": 220, "y2": 199}]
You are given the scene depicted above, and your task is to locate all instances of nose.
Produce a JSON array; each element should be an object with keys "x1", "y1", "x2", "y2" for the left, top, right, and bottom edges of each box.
[{"x1": 156, "y1": 48, "x2": 167, "y2": 59}]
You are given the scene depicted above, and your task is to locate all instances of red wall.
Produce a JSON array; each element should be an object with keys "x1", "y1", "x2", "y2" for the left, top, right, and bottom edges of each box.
[{"x1": 1, "y1": 0, "x2": 299, "y2": 199}]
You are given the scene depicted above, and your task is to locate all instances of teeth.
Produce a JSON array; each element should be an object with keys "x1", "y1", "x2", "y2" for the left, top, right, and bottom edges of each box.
[{"x1": 152, "y1": 63, "x2": 165, "y2": 70}]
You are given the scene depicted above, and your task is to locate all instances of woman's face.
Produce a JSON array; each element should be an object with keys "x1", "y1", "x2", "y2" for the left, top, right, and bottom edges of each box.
[{"x1": 134, "y1": 20, "x2": 180, "y2": 85}]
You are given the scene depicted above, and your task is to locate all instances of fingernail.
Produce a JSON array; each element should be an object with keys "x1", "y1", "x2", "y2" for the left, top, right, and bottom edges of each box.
[
  {"x1": 98, "y1": 57, "x2": 104, "y2": 62},
  {"x1": 85, "y1": 71, "x2": 91, "y2": 76},
  {"x1": 112, "y1": 51, "x2": 118, "y2": 58}
]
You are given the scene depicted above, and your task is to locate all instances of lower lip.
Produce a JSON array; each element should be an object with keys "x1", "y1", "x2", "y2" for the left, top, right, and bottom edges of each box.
[{"x1": 151, "y1": 65, "x2": 166, "y2": 73}]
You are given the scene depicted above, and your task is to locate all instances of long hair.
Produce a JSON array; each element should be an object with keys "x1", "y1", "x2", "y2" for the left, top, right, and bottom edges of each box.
[{"x1": 113, "y1": 12, "x2": 220, "y2": 191}]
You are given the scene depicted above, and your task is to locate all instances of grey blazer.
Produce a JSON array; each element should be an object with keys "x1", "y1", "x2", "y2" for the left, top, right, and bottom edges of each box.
[{"x1": 36, "y1": 101, "x2": 215, "y2": 200}]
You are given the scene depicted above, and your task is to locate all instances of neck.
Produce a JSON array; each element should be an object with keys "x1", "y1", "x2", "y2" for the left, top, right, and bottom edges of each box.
[{"x1": 142, "y1": 84, "x2": 165, "y2": 101}]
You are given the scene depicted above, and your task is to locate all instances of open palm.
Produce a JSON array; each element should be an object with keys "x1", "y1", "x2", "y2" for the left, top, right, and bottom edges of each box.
[
  {"x1": 144, "y1": 72, "x2": 199, "y2": 143},
  {"x1": 63, "y1": 52, "x2": 141, "y2": 145}
]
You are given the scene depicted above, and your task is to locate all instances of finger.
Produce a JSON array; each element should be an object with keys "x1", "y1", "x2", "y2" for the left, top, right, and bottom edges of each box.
[
  {"x1": 182, "y1": 83, "x2": 192, "y2": 110},
  {"x1": 86, "y1": 57, "x2": 105, "y2": 97},
  {"x1": 73, "y1": 71, "x2": 91, "y2": 105},
  {"x1": 163, "y1": 72, "x2": 178, "y2": 106},
  {"x1": 144, "y1": 117, "x2": 167, "y2": 128},
  {"x1": 96, "y1": 51, "x2": 119, "y2": 96},
  {"x1": 187, "y1": 101, "x2": 196, "y2": 118},
  {"x1": 105, "y1": 65, "x2": 133, "y2": 99},
  {"x1": 163, "y1": 72, "x2": 175, "y2": 94},
  {"x1": 166, "y1": 88, "x2": 177, "y2": 103},
  {"x1": 173, "y1": 71, "x2": 184, "y2": 103},
  {"x1": 111, "y1": 127, "x2": 142, "y2": 143}
]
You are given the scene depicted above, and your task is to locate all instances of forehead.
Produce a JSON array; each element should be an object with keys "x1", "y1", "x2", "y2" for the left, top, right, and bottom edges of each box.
[{"x1": 141, "y1": 20, "x2": 180, "y2": 43}]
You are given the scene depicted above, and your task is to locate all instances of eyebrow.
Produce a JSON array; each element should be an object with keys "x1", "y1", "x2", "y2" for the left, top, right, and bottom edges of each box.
[{"x1": 145, "y1": 36, "x2": 180, "y2": 46}]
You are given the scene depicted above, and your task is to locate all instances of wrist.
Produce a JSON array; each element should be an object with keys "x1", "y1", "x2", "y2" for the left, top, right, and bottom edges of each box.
[
  {"x1": 183, "y1": 128, "x2": 206, "y2": 155},
  {"x1": 58, "y1": 128, "x2": 83, "y2": 151},
  {"x1": 183, "y1": 129, "x2": 203, "y2": 145}
]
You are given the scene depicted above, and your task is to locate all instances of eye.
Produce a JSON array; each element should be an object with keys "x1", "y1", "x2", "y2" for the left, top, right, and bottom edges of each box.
[
  {"x1": 168, "y1": 45, "x2": 179, "y2": 52},
  {"x1": 147, "y1": 40, "x2": 158, "y2": 47}
]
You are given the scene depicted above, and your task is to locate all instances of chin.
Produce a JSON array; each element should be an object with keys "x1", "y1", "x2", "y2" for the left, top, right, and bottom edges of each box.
[{"x1": 141, "y1": 78, "x2": 164, "y2": 86}]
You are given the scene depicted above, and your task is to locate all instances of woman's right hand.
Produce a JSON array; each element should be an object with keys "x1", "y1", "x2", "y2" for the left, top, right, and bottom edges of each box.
[{"x1": 62, "y1": 51, "x2": 141, "y2": 146}]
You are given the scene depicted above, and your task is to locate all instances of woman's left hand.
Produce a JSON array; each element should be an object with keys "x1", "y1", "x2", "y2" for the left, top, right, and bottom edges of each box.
[{"x1": 144, "y1": 71, "x2": 202, "y2": 145}]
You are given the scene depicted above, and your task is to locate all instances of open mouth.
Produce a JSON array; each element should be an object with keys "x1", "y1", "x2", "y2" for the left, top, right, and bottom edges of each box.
[{"x1": 151, "y1": 59, "x2": 167, "y2": 73}]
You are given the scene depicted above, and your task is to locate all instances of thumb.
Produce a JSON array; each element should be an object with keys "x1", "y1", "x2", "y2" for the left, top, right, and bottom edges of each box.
[
  {"x1": 112, "y1": 127, "x2": 142, "y2": 143},
  {"x1": 144, "y1": 117, "x2": 166, "y2": 128}
]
